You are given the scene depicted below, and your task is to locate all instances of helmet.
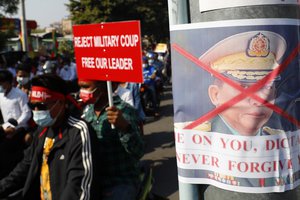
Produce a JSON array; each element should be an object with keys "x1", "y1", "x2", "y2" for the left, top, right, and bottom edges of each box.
[
  {"x1": 146, "y1": 51, "x2": 158, "y2": 59},
  {"x1": 145, "y1": 52, "x2": 154, "y2": 65},
  {"x1": 42, "y1": 61, "x2": 57, "y2": 74}
]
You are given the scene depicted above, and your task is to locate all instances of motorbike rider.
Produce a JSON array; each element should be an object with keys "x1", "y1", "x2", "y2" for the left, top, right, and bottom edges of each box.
[
  {"x1": 15, "y1": 61, "x2": 32, "y2": 96},
  {"x1": 142, "y1": 56, "x2": 160, "y2": 117},
  {"x1": 0, "y1": 74, "x2": 98, "y2": 199},
  {"x1": 42, "y1": 60, "x2": 58, "y2": 75},
  {"x1": 146, "y1": 51, "x2": 164, "y2": 80}
]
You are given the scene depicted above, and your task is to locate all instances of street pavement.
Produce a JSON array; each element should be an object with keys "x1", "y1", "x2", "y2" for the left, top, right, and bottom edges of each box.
[{"x1": 142, "y1": 84, "x2": 179, "y2": 200}]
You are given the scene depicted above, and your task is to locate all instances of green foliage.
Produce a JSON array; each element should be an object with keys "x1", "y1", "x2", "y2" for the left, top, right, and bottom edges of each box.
[
  {"x1": 0, "y1": 0, "x2": 19, "y2": 15},
  {"x1": 0, "y1": 0, "x2": 20, "y2": 51},
  {"x1": 67, "y1": 0, "x2": 169, "y2": 42},
  {"x1": 32, "y1": 28, "x2": 46, "y2": 33},
  {"x1": 58, "y1": 39, "x2": 74, "y2": 58}
]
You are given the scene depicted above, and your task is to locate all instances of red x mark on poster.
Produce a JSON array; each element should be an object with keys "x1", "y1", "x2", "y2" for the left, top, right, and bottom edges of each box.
[{"x1": 172, "y1": 43, "x2": 300, "y2": 129}]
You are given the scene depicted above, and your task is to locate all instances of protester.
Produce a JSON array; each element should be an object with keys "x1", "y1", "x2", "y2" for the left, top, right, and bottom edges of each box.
[
  {"x1": 142, "y1": 56, "x2": 160, "y2": 117},
  {"x1": 15, "y1": 61, "x2": 37, "y2": 145},
  {"x1": 42, "y1": 60, "x2": 58, "y2": 75},
  {"x1": 36, "y1": 56, "x2": 47, "y2": 75},
  {"x1": 122, "y1": 82, "x2": 146, "y2": 135},
  {"x1": 115, "y1": 82, "x2": 134, "y2": 107},
  {"x1": 59, "y1": 56, "x2": 77, "y2": 81},
  {"x1": 0, "y1": 70, "x2": 32, "y2": 179},
  {"x1": 0, "y1": 74, "x2": 97, "y2": 200},
  {"x1": 15, "y1": 61, "x2": 32, "y2": 96},
  {"x1": 78, "y1": 79, "x2": 144, "y2": 200}
]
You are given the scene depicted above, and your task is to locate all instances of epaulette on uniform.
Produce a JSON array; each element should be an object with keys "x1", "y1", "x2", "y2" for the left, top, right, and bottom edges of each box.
[
  {"x1": 263, "y1": 126, "x2": 285, "y2": 135},
  {"x1": 193, "y1": 121, "x2": 212, "y2": 131}
]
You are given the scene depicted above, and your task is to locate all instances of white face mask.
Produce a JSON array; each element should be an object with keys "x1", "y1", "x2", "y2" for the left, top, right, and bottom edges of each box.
[
  {"x1": 148, "y1": 59, "x2": 154, "y2": 65},
  {"x1": 142, "y1": 64, "x2": 148, "y2": 68},
  {"x1": 33, "y1": 110, "x2": 55, "y2": 127},
  {"x1": 32, "y1": 101, "x2": 61, "y2": 127},
  {"x1": 16, "y1": 77, "x2": 30, "y2": 85}
]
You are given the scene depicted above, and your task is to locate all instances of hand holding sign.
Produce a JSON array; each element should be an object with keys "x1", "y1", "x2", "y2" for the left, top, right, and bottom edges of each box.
[
  {"x1": 106, "y1": 106, "x2": 130, "y2": 132},
  {"x1": 74, "y1": 21, "x2": 143, "y2": 129}
]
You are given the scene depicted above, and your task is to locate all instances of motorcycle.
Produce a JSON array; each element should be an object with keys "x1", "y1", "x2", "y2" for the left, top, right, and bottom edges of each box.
[
  {"x1": 140, "y1": 83, "x2": 154, "y2": 116},
  {"x1": 140, "y1": 80, "x2": 163, "y2": 117}
]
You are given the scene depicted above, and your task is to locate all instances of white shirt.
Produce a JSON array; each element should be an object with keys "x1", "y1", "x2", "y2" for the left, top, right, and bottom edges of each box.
[
  {"x1": 115, "y1": 86, "x2": 134, "y2": 106},
  {"x1": 59, "y1": 63, "x2": 77, "y2": 81},
  {"x1": 0, "y1": 87, "x2": 32, "y2": 129},
  {"x1": 36, "y1": 64, "x2": 44, "y2": 75}
]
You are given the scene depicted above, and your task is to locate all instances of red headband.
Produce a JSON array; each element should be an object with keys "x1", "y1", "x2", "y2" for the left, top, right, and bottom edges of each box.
[{"x1": 30, "y1": 86, "x2": 65, "y2": 101}]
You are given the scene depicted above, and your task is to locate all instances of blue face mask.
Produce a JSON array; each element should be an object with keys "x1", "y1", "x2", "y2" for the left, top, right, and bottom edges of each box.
[
  {"x1": 0, "y1": 85, "x2": 6, "y2": 93},
  {"x1": 32, "y1": 110, "x2": 55, "y2": 127}
]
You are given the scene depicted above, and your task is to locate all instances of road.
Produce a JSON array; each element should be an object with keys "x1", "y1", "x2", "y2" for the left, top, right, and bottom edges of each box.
[{"x1": 142, "y1": 84, "x2": 179, "y2": 200}]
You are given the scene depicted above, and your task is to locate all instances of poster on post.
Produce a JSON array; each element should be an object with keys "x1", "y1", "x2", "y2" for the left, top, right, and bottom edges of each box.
[
  {"x1": 170, "y1": 18, "x2": 300, "y2": 193},
  {"x1": 199, "y1": 0, "x2": 299, "y2": 12},
  {"x1": 73, "y1": 20, "x2": 143, "y2": 83}
]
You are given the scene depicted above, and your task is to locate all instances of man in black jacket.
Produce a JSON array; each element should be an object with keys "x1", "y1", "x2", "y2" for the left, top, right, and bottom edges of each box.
[{"x1": 0, "y1": 74, "x2": 98, "y2": 200}]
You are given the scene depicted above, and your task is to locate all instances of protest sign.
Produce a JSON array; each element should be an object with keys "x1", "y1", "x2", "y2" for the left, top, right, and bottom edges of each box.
[
  {"x1": 170, "y1": 18, "x2": 300, "y2": 193},
  {"x1": 73, "y1": 20, "x2": 143, "y2": 83}
]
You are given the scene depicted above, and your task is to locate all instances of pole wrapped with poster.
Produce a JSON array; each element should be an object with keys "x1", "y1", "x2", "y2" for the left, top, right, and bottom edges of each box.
[{"x1": 169, "y1": 1, "x2": 300, "y2": 199}]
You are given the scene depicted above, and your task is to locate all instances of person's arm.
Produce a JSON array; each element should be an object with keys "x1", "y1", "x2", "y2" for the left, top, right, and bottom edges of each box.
[
  {"x1": 70, "y1": 64, "x2": 78, "y2": 81},
  {"x1": 123, "y1": 90, "x2": 134, "y2": 107},
  {"x1": 150, "y1": 68, "x2": 157, "y2": 80},
  {"x1": 130, "y1": 83, "x2": 141, "y2": 110},
  {"x1": 0, "y1": 133, "x2": 35, "y2": 197},
  {"x1": 16, "y1": 93, "x2": 32, "y2": 129},
  {"x1": 60, "y1": 120, "x2": 93, "y2": 200},
  {"x1": 106, "y1": 106, "x2": 144, "y2": 160}
]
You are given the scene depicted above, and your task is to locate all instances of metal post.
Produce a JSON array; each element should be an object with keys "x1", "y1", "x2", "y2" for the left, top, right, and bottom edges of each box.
[
  {"x1": 168, "y1": 0, "x2": 189, "y2": 26},
  {"x1": 168, "y1": 0, "x2": 199, "y2": 199},
  {"x1": 20, "y1": 0, "x2": 29, "y2": 52},
  {"x1": 107, "y1": 81, "x2": 115, "y2": 129}
]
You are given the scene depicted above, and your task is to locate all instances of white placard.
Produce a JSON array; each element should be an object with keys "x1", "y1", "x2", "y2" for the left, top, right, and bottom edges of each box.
[
  {"x1": 199, "y1": 0, "x2": 299, "y2": 12},
  {"x1": 175, "y1": 128, "x2": 300, "y2": 193}
]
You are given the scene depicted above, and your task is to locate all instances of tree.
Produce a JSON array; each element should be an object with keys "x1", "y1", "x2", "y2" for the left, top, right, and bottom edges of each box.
[
  {"x1": 0, "y1": 0, "x2": 19, "y2": 15},
  {"x1": 50, "y1": 21, "x2": 63, "y2": 34},
  {"x1": 67, "y1": 0, "x2": 169, "y2": 42},
  {"x1": 0, "y1": 0, "x2": 20, "y2": 51}
]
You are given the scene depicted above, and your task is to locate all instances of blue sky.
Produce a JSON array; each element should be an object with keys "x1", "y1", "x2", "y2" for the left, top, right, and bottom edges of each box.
[{"x1": 11, "y1": 0, "x2": 69, "y2": 28}]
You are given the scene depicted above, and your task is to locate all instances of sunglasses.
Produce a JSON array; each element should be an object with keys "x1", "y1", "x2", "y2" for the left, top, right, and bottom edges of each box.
[
  {"x1": 28, "y1": 102, "x2": 48, "y2": 110},
  {"x1": 28, "y1": 101, "x2": 57, "y2": 110}
]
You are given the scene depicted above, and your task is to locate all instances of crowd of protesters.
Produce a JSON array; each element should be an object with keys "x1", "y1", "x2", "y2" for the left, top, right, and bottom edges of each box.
[{"x1": 0, "y1": 35, "x2": 171, "y2": 199}]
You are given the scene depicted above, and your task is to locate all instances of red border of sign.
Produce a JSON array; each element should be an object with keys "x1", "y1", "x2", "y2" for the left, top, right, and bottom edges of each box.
[{"x1": 73, "y1": 20, "x2": 143, "y2": 83}]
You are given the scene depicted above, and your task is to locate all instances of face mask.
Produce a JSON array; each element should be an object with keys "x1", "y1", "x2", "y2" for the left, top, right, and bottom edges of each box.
[
  {"x1": 33, "y1": 110, "x2": 55, "y2": 127},
  {"x1": 0, "y1": 85, "x2": 6, "y2": 93},
  {"x1": 142, "y1": 64, "x2": 148, "y2": 68},
  {"x1": 148, "y1": 59, "x2": 154, "y2": 65},
  {"x1": 79, "y1": 88, "x2": 98, "y2": 104},
  {"x1": 16, "y1": 77, "x2": 30, "y2": 85},
  {"x1": 32, "y1": 101, "x2": 60, "y2": 127}
]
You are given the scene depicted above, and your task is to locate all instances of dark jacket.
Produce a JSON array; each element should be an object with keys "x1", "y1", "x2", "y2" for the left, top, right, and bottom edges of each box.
[{"x1": 0, "y1": 115, "x2": 98, "y2": 200}]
